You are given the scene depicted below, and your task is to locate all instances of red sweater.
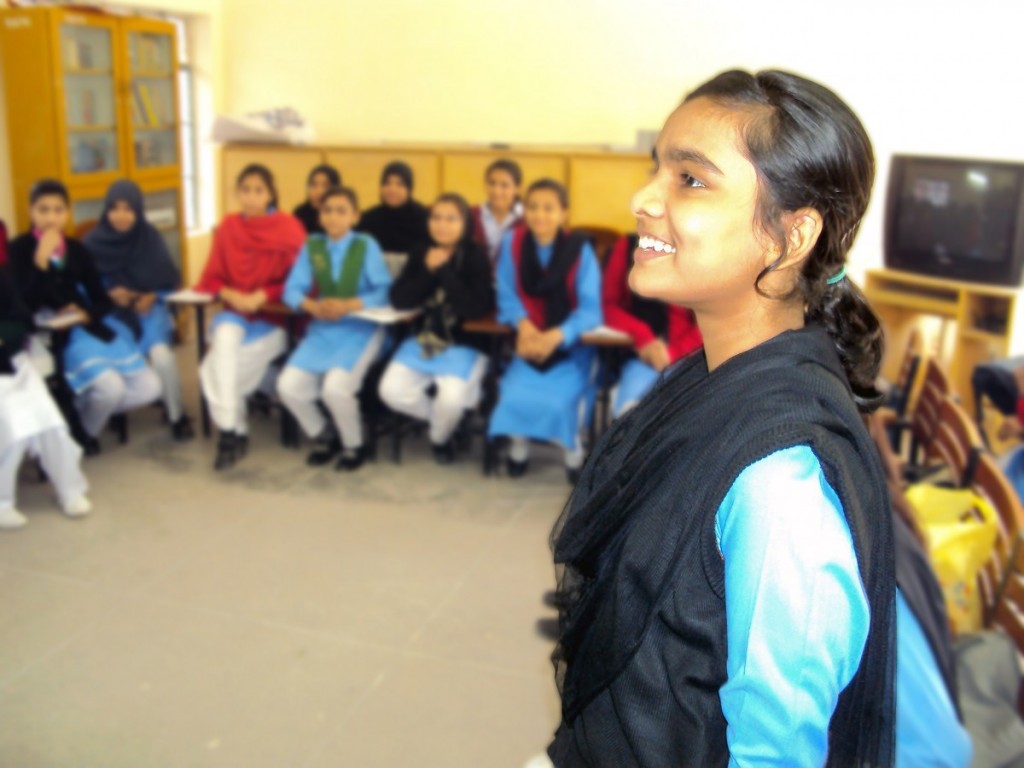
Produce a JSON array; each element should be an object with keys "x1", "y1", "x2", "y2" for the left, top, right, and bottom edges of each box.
[{"x1": 601, "y1": 235, "x2": 703, "y2": 362}]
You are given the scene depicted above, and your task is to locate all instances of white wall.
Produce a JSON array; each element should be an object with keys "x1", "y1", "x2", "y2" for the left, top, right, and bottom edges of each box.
[{"x1": 3, "y1": 0, "x2": 1023, "y2": 280}]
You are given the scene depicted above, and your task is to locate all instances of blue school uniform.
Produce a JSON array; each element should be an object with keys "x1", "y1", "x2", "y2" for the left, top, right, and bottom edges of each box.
[
  {"x1": 282, "y1": 232, "x2": 391, "y2": 373},
  {"x1": 390, "y1": 339, "x2": 481, "y2": 380},
  {"x1": 135, "y1": 298, "x2": 175, "y2": 355},
  {"x1": 64, "y1": 314, "x2": 148, "y2": 393},
  {"x1": 486, "y1": 229, "x2": 601, "y2": 450}
]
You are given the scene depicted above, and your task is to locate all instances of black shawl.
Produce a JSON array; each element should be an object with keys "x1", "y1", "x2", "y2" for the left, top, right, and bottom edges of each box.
[{"x1": 357, "y1": 200, "x2": 429, "y2": 253}]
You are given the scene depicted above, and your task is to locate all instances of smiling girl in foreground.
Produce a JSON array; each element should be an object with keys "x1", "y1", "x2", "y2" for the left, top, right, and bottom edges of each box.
[{"x1": 546, "y1": 70, "x2": 895, "y2": 766}]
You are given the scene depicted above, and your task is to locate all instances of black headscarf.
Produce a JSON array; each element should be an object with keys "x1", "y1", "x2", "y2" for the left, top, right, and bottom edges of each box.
[
  {"x1": 85, "y1": 179, "x2": 179, "y2": 292},
  {"x1": 293, "y1": 164, "x2": 342, "y2": 234},
  {"x1": 357, "y1": 162, "x2": 429, "y2": 253}
]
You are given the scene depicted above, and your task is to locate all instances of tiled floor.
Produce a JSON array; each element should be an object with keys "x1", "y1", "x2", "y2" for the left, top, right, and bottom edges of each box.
[{"x1": 0, "y1": 355, "x2": 568, "y2": 767}]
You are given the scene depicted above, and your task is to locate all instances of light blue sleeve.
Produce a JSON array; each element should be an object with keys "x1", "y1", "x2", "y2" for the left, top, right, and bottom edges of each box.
[
  {"x1": 558, "y1": 241, "x2": 602, "y2": 348},
  {"x1": 496, "y1": 230, "x2": 527, "y2": 327},
  {"x1": 283, "y1": 243, "x2": 313, "y2": 311},
  {"x1": 715, "y1": 445, "x2": 870, "y2": 768},
  {"x1": 895, "y1": 590, "x2": 972, "y2": 768},
  {"x1": 357, "y1": 235, "x2": 392, "y2": 309}
]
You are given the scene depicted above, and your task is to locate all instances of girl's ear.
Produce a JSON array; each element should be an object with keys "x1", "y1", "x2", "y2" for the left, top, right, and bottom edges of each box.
[{"x1": 780, "y1": 207, "x2": 823, "y2": 270}]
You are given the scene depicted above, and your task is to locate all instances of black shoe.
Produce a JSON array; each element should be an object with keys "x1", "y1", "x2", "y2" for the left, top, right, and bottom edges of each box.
[
  {"x1": 171, "y1": 416, "x2": 194, "y2": 442},
  {"x1": 82, "y1": 436, "x2": 101, "y2": 457},
  {"x1": 431, "y1": 440, "x2": 455, "y2": 465},
  {"x1": 307, "y1": 438, "x2": 341, "y2": 467},
  {"x1": 335, "y1": 446, "x2": 367, "y2": 472},
  {"x1": 214, "y1": 431, "x2": 238, "y2": 471},
  {"x1": 506, "y1": 458, "x2": 528, "y2": 478},
  {"x1": 535, "y1": 616, "x2": 560, "y2": 640},
  {"x1": 566, "y1": 467, "x2": 581, "y2": 486},
  {"x1": 542, "y1": 589, "x2": 566, "y2": 609}
]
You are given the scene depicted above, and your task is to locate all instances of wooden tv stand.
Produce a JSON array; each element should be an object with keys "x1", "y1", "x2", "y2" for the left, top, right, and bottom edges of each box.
[{"x1": 863, "y1": 269, "x2": 1024, "y2": 411}]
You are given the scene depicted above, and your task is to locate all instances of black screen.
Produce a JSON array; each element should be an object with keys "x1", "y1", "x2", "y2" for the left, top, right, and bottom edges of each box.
[{"x1": 894, "y1": 162, "x2": 1018, "y2": 264}]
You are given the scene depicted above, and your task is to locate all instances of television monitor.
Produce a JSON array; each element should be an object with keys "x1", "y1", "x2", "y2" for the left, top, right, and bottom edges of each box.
[{"x1": 884, "y1": 155, "x2": 1024, "y2": 286}]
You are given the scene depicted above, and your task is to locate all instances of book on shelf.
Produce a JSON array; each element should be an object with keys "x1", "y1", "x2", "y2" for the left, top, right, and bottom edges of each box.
[
  {"x1": 136, "y1": 83, "x2": 159, "y2": 126},
  {"x1": 81, "y1": 89, "x2": 95, "y2": 125}
]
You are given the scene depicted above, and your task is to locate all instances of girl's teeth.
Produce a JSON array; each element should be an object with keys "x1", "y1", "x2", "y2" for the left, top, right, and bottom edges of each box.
[{"x1": 638, "y1": 235, "x2": 675, "y2": 254}]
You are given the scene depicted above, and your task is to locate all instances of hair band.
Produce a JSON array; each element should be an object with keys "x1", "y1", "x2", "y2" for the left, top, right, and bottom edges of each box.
[{"x1": 826, "y1": 267, "x2": 846, "y2": 285}]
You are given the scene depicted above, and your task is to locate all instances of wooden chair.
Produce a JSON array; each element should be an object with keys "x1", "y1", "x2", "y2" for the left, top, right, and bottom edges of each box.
[
  {"x1": 893, "y1": 358, "x2": 952, "y2": 481},
  {"x1": 925, "y1": 396, "x2": 986, "y2": 487},
  {"x1": 971, "y1": 452, "x2": 1024, "y2": 626}
]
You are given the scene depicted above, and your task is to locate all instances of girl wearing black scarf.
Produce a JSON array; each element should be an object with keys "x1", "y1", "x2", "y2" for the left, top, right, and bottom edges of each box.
[
  {"x1": 544, "y1": 71, "x2": 896, "y2": 767},
  {"x1": 355, "y1": 161, "x2": 429, "y2": 255},
  {"x1": 292, "y1": 164, "x2": 341, "y2": 234},
  {"x1": 85, "y1": 180, "x2": 192, "y2": 440},
  {"x1": 378, "y1": 193, "x2": 494, "y2": 464}
]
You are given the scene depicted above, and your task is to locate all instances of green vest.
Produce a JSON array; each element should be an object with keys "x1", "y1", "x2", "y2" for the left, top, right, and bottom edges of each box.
[{"x1": 308, "y1": 235, "x2": 366, "y2": 299}]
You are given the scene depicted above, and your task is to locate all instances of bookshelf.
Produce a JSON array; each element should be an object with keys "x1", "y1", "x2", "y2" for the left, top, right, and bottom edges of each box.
[{"x1": 0, "y1": 7, "x2": 187, "y2": 278}]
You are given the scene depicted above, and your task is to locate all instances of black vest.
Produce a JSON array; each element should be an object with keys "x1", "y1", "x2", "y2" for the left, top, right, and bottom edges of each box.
[{"x1": 548, "y1": 325, "x2": 896, "y2": 767}]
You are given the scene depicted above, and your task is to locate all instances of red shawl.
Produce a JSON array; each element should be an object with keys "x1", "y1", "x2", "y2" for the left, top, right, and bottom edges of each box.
[{"x1": 196, "y1": 212, "x2": 305, "y2": 302}]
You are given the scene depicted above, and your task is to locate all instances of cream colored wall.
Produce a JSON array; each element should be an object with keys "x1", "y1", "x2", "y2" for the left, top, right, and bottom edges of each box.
[
  {"x1": 3, "y1": 0, "x2": 1023, "y2": 282},
  {"x1": 217, "y1": 0, "x2": 1024, "y2": 279}
]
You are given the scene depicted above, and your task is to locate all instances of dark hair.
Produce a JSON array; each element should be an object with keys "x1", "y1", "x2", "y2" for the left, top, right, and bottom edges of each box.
[
  {"x1": 30, "y1": 178, "x2": 69, "y2": 205},
  {"x1": 320, "y1": 185, "x2": 359, "y2": 211},
  {"x1": 526, "y1": 178, "x2": 568, "y2": 209},
  {"x1": 236, "y1": 163, "x2": 279, "y2": 210},
  {"x1": 485, "y1": 158, "x2": 523, "y2": 187},
  {"x1": 307, "y1": 163, "x2": 341, "y2": 188},
  {"x1": 380, "y1": 161, "x2": 414, "y2": 192},
  {"x1": 429, "y1": 192, "x2": 474, "y2": 247},
  {"x1": 686, "y1": 69, "x2": 884, "y2": 410}
]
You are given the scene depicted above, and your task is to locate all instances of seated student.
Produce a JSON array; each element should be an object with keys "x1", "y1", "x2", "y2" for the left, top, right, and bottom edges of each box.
[
  {"x1": 486, "y1": 179, "x2": 601, "y2": 484},
  {"x1": 470, "y1": 159, "x2": 523, "y2": 267},
  {"x1": 195, "y1": 164, "x2": 306, "y2": 470},
  {"x1": 277, "y1": 187, "x2": 391, "y2": 471},
  {"x1": 8, "y1": 179, "x2": 161, "y2": 453},
  {"x1": 0, "y1": 264, "x2": 91, "y2": 528},
  {"x1": 292, "y1": 164, "x2": 342, "y2": 235},
  {"x1": 355, "y1": 161, "x2": 429, "y2": 256},
  {"x1": 85, "y1": 179, "x2": 193, "y2": 441},
  {"x1": 602, "y1": 232, "x2": 703, "y2": 416},
  {"x1": 379, "y1": 193, "x2": 494, "y2": 464}
]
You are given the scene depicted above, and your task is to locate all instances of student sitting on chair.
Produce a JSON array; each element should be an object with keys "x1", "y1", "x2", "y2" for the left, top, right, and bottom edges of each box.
[
  {"x1": 8, "y1": 179, "x2": 161, "y2": 455},
  {"x1": 379, "y1": 193, "x2": 494, "y2": 464},
  {"x1": 194, "y1": 164, "x2": 306, "y2": 470},
  {"x1": 0, "y1": 264, "x2": 91, "y2": 528},
  {"x1": 85, "y1": 179, "x2": 193, "y2": 441},
  {"x1": 486, "y1": 179, "x2": 602, "y2": 484},
  {"x1": 277, "y1": 186, "x2": 392, "y2": 472},
  {"x1": 355, "y1": 161, "x2": 429, "y2": 256},
  {"x1": 602, "y1": 232, "x2": 703, "y2": 416},
  {"x1": 470, "y1": 158, "x2": 523, "y2": 268},
  {"x1": 292, "y1": 163, "x2": 342, "y2": 235}
]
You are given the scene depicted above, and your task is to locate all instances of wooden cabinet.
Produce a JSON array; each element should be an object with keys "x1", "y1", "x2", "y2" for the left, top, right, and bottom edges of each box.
[
  {"x1": 0, "y1": 7, "x2": 187, "y2": 277},
  {"x1": 220, "y1": 143, "x2": 649, "y2": 235},
  {"x1": 864, "y1": 268, "x2": 1024, "y2": 410}
]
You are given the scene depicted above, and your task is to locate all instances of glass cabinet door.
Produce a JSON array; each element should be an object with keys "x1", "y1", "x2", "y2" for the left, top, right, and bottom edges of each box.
[
  {"x1": 127, "y1": 28, "x2": 179, "y2": 173},
  {"x1": 59, "y1": 19, "x2": 122, "y2": 177},
  {"x1": 143, "y1": 188, "x2": 182, "y2": 272},
  {"x1": 72, "y1": 195, "x2": 106, "y2": 228}
]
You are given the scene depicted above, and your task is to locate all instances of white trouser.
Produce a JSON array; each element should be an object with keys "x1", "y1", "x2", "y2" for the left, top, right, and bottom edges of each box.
[
  {"x1": 0, "y1": 426, "x2": 88, "y2": 512},
  {"x1": 75, "y1": 367, "x2": 163, "y2": 437},
  {"x1": 379, "y1": 356, "x2": 488, "y2": 444},
  {"x1": 276, "y1": 331, "x2": 383, "y2": 449},
  {"x1": 199, "y1": 323, "x2": 286, "y2": 434},
  {"x1": 149, "y1": 343, "x2": 183, "y2": 422},
  {"x1": 508, "y1": 435, "x2": 584, "y2": 469}
]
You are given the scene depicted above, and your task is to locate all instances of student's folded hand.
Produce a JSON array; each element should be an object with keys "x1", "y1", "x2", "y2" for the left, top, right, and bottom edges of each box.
[
  {"x1": 133, "y1": 292, "x2": 157, "y2": 315},
  {"x1": 320, "y1": 298, "x2": 352, "y2": 321}
]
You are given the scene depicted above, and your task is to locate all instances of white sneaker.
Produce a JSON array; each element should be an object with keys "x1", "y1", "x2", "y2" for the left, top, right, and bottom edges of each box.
[
  {"x1": 62, "y1": 496, "x2": 92, "y2": 518},
  {"x1": 0, "y1": 507, "x2": 28, "y2": 529}
]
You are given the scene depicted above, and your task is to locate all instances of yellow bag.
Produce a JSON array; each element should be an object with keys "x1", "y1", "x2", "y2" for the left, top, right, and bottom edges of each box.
[{"x1": 904, "y1": 484, "x2": 999, "y2": 634}]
